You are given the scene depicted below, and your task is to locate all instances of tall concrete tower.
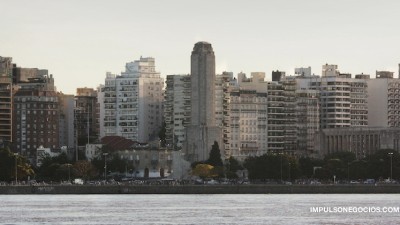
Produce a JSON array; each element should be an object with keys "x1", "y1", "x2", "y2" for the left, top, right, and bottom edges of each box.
[
  {"x1": 185, "y1": 42, "x2": 223, "y2": 162},
  {"x1": 190, "y1": 42, "x2": 216, "y2": 126}
]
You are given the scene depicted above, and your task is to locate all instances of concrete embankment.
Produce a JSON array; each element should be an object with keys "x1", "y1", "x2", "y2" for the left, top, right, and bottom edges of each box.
[{"x1": 1, "y1": 184, "x2": 400, "y2": 194}]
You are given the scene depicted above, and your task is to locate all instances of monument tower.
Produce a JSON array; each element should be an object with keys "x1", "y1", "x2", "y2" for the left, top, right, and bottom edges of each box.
[{"x1": 185, "y1": 42, "x2": 223, "y2": 162}]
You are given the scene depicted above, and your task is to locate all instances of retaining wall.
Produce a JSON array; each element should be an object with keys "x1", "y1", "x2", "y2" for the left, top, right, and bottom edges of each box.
[{"x1": 1, "y1": 184, "x2": 400, "y2": 194}]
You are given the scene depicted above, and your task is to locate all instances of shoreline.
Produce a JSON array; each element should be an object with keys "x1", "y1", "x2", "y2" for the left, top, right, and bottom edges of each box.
[{"x1": 1, "y1": 184, "x2": 400, "y2": 194}]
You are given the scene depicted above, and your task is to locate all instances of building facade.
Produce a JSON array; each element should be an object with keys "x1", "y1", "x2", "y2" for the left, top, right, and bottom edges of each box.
[
  {"x1": 368, "y1": 76, "x2": 400, "y2": 128},
  {"x1": 75, "y1": 87, "x2": 99, "y2": 145},
  {"x1": 100, "y1": 57, "x2": 164, "y2": 143},
  {"x1": 0, "y1": 57, "x2": 13, "y2": 144},
  {"x1": 58, "y1": 92, "x2": 75, "y2": 149},
  {"x1": 164, "y1": 75, "x2": 191, "y2": 150},
  {"x1": 317, "y1": 127, "x2": 400, "y2": 159},
  {"x1": 13, "y1": 88, "x2": 59, "y2": 160},
  {"x1": 296, "y1": 64, "x2": 368, "y2": 129},
  {"x1": 295, "y1": 89, "x2": 320, "y2": 157}
]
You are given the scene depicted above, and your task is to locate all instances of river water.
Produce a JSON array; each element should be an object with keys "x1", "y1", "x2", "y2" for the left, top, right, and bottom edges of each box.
[{"x1": 0, "y1": 194, "x2": 399, "y2": 224}]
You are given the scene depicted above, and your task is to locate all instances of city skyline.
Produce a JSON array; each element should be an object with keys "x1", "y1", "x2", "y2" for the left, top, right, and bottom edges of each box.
[{"x1": 2, "y1": 0, "x2": 400, "y2": 94}]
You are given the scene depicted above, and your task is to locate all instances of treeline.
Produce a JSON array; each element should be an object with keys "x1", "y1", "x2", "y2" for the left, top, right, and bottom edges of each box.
[
  {"x1": 244, "y1": 149, "x2": 399, "y2": 181},
  {"x1": 0, "y1": 147, "x2": 134, "y2": 182},
  {"x1": 1, "y1": 144, "x2": 399, "y2": 182}
]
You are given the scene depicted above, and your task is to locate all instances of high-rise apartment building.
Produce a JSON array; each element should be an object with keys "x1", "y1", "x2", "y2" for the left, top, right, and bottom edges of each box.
[
  {"x1": 267, "y1": 81, "x2": 285, "y2": 153},
  {"x1": 100, "y1": 57, "x2": 164, "y2": 143},
  {"x1": 12, "y1": 70, "x2": 59, "y2": 160},
  {"x1": 215, "y1": 72, "x2": 238, "y2": 159},
  {"x1": 295, "y1": 89, "x2": 320, "y2": 156},
  {"x1": 228, "y1": 72, "x2": 268, "y2": 160},
  {"x1": 75, "y1": 87, "x2": 99, "y2": 145},
  {"x1": 368, "y1": 72, "x2": 400, "y2": 127},
  {"x1": 164, "y1": 75, "x2": 191, "y2": 150},
  {"x1": 0, "y1": 57, "x2": 13, "y2": 144},
  {"x1": 281, "y1": 77, "x2": 297, "y2": 154},
  {"x1": 58, "y1": 92, "x2": 75, "y2": 149},
  {"x1": 185, "y1": 42, "x2": 223, "y2": 162},
  {"x1": 297, "y1": 64, "x2": 368, "y2": 129}
]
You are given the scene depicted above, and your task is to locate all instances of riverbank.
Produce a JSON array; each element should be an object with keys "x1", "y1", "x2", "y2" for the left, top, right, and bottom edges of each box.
[{"x1": 1, "y1": 184, "x2": 400, "y2": 194}]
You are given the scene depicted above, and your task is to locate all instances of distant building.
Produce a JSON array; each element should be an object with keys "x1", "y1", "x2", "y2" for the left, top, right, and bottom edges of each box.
[
  {"x1": 295, "y1": 67, "x2": 312, "y2": 77},
  {"x1": 295, "y1": 89, "x2": 320, "y2": 157},
  {"x1": 215, "y1": 71, "x2": 238, "y2": 159},
  {"x1": 368, "y1": 75, "x2": 400, "y2": 127},
  {"x1": 100, "y1": 57, "x2": 164, "y2": 143},
  {"x1": 296, "y1": 64, "x2": 368, "y2": 129},
  {"x1": 317, "y1": 127, "x2": 400, "y2": 159},
  {"x1": 58, "y1": 93, "x2": 75, "y2": 149},
  {"x1": 272, "y1": 70, "x2": 286, "y2": 82},
  {"x1": 75, "y1": 87, "x2": 99, "y2": 145},
  {"x1": 0, "y1": 57, "x2": 13, "y2": 143},
  {"x1": 12, "y1": 68, "x2": 59, "y2": 161},
  {"x1": 164, "y1": 75, "x2": 191, "y2": 150}
]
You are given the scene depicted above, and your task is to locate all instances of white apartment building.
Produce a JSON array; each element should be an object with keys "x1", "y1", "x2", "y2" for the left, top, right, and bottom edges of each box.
[
  {"x1": 164, "y1": 75, "x2": 191, "y2": 150},
  {"x1": 227, "y1": 72, "x2": 268, "y2": 161},
  {"x1": 267, "y1": 81, "x2": 285, "y2": 153},
  {"x1": 368, "y1": 72, "x2": 400, "y2": 127},
  {"x1": 297, "y1": 64, "x2": 368, "y2": 129},
  {"x1": 215, "y1": 72, "x2": 238, "y2": 159},
  {"x1": 100, "y1": 57, "x2": 164, "y2": 143},
  {"x1": 295, "y1": 89, "x2": 320, "y2": 156}
]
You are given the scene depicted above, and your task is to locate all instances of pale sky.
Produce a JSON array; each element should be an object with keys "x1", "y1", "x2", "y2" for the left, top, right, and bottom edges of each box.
[{"x1": 2, "y1": 0, "x2": 400, "y2": 94}]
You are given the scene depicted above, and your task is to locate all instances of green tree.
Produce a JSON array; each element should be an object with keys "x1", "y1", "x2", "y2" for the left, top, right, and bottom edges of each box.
[
  {"x1": 206, "y1": 141, "x2": 224, "y2": 178},
  {"x1": 37, "y1": 152, "x2": 73, "y2": 181},
  {"x1": 226, "y1": 156, "x2": 243, "y2": 178},
  {"x1": 0, "y1": 148, "x2": 34, "y2": 181},
  {"x1": 244, "y1": 153, "x2": 299, "y2": 181},
  {"x1": 298, "y1": 157, "x2": 324, "y2": 178},
  {"x1": 207, "y1": 141, "x2": 223, "y2": 167}
]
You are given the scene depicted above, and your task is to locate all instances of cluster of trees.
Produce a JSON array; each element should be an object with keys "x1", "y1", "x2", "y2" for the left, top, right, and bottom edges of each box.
[
  {"x1": 2, "y1": 141, "x2": 399, "y2": 183},
  {"x1": 191, "y1": 141, "x2": 243, "y2": 179},
  {"x1": 36, "y1": 152, "x2": 134, "y2": 182},
  {"x1": 244, "y1": 149, "x2": 400, "y2": 182},
  {"x1": 0, "y1": 146, "x2": 136, "y2": 182},
  {"x1": 0, "y1": 148, "x2": 34, "y2": 181}
]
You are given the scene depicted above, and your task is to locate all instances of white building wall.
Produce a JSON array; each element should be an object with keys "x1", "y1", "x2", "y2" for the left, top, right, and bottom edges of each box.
[
  {"x1": 164, "y1": 75, "x2": 191, "y2": 150},
  {"x1": 368, "y1": 78, "x2": 400, "y2": 127},
  {"x1": 101, "y1": 57, "x2": 163, "y2": 143}
]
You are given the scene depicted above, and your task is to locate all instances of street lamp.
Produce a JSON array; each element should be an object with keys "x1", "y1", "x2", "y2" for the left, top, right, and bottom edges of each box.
[
  {"x1": 14, "y1": 153, "x2": 18, "y2": 185},
  {"x1": 388, "y1": 152, "x2": 394, "y2": 181},
  {"x1": 103, "y1": 153, "x2": 108, "y2": 181}
]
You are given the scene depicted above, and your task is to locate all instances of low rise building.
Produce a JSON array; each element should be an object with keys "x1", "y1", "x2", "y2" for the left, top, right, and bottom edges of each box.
[{"x1": 317, "y1": 127, "x2": 400, "y2": 159}]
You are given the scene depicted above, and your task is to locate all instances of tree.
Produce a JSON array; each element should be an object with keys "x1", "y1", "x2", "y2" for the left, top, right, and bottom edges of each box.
[
  {"x1": 73, "y1": 160, "x2": 98, "y2": 180},
  {"x1": 226, "y1": 156, "x2": 243, "y2": 179},
  {"x1": 36, "y1": 152, "x2": 73, "y2": 181},
  {"x1": 244, "y1": 153, "x2": 300, "y2": 181},
  {"x1": 298, "y1": 157, "x2": 324, "y2": 178},
  {"x1": 207, "y1": 141, "x2": 223, "y2": 167},
  {"x1": 191, "y1": 164, "x2": 215, "y2": 179},
  {"x1": 0, "y1": 148, "x2": 34, "y2": 181}
]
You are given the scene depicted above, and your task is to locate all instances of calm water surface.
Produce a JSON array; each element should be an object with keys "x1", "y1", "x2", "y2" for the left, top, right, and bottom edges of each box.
[{"x1": 0, "y1": 194, "x2": 399, "y2": 224}]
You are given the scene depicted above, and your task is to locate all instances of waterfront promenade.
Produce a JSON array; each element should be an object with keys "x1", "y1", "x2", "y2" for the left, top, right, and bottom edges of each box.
[{"x1": 1, "y1": 184, "x2": 400, "y2": 194}]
